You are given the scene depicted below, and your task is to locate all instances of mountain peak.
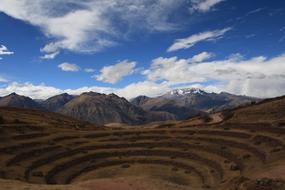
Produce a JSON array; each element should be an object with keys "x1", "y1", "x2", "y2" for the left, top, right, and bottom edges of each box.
[
  {"x1": 108, "y1": 93, "x2": 119, "y2": 97},
  {"x1": 0, "y1": 92, "x2": 42, "y2": 109},
  {"x1": 42, "y1": 93, "x2": 75, "y2": 112},
  {"x1": 8, "y1": 92, "x2": 19, "y2": 96},
  {"x1": 167, "y1": 88, "x2": 206, "y2": 96},
  {"x1": 61, "y1": 93, "x2": 71, "y2": 96},
  {"x1": 81, "y1": 91, "x2": 102, "y2": 96}
]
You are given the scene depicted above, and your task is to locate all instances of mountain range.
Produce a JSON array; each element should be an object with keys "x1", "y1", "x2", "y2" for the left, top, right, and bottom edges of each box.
[
  {"x1": 0, "y1": 88, "x2": 258, "y2": 125},
  {"x1": 131, "y1": 88, "x2": 258, "y2": 120}
]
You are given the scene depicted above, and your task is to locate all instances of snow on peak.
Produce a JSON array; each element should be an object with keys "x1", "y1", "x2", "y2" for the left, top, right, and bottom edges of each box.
[{"x1": 168, "y1": 88, "x2": 206, "y2": 96}]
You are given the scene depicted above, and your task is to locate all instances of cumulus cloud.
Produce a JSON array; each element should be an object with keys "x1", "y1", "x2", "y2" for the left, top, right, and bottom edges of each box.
[
  {"x1": 64, "y1": 86, "x2": 115, "y2": 97},
  {"x1": 1, "y1": 51, "x2": 285, "y2": 101},
  {"x1": 0, "y1": 81, "x2": 170, "y2": 100},
  {"x1": 58, "y1": 62, "x2": 80, "y2": 72},
  {"x1": 0, "y1": 45, "x2": 14, "y2": 59},
  {"x1": 95, "y1": 60, "x2": 136, "y2": 84},
  {"x1": 0, "y1": 82, "x2": 62, "y2": 99},
  {"x1": 0, "y1": 0, "x2": 191, "y2": 57},
  {"x1": 190, "y1": 0, "x2": 225, "y2": 13},
  {"x1": 0, "y1": 82, "x2": 115, "y2": 100},
  {"x1": 190, "y1": 51, "x2": 214, "y2": 62},
  {"x1": 167, "y1": 27, "x2": 231, "y2": 52},
  {"x1": 1, "y1": 52, "x2": 285, "y2": 99},
  {"x1": 143, "y1": 54, "x2": 285, "y2": 98},
  {"x1": 143, "y1": 56, "x2": 198, "y2": 83},
  {"x1": 116, "y1": 81, "x2": 171, "y2": 99}
]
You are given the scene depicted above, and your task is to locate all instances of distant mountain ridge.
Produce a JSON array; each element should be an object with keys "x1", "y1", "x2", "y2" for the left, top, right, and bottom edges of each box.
[
  {"x1": 0, "y1": 88, "x2": 259, "y2": 125},
  {"x1": 57, "y1": 92, "x2": 175, "y2": 125},
  {"x1": 0, "y1": 93, "x2": 42, "y2": 109},
  {"x1": 41, "y1": 93, "x2": 75, "y2": 112},
  {"x1": 166, "y1": 88, "x2": 206, "y2": 96},
  {"x1": 131, "y1": 88, "x2": 259, "y2": 120}
]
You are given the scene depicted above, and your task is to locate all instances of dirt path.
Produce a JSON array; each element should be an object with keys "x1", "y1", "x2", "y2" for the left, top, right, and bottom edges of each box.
[{"x1": 209, "y1": 113, "x2": 224, "y2": 124}]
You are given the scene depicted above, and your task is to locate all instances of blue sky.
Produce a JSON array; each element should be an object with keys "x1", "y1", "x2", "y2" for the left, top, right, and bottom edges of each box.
[{"x1": 0, "y1": 0, "x2": 285, "y2": 99}]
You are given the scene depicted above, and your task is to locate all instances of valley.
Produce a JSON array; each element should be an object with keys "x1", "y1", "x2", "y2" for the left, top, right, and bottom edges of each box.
[{"x1": 0, "y1": 95, "x2": 284, "y2": 190}]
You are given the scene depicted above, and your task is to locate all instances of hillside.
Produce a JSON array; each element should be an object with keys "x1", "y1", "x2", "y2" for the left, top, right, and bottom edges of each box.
[
  {"x1": 0, "y1": 93, "x2": 42, "y2": 109},
  {"x1": 223, "y1": 95, "x2": 285, "y2": 125},
  {"x1": 0, "y1": 107, "x2": 90, "y2": 129},
  {"x1": 41, "y1": 93, "x2": 75, "y2": 112},
  {"x1": 58, "y1": 92, "x2": 175, "y2": 125},
  {"x1": 0, "y1": 95, "x2": 284, "y2": 190}
]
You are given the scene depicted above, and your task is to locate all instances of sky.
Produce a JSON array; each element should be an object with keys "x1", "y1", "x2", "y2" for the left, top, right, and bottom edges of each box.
[{"x1": 0, "y1": 0, "x2": 285, "y2": 100}]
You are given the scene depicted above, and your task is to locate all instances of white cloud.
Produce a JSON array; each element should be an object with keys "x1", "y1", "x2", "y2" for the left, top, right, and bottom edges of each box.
[
  {"x1": 143, "y1": 54, "x2": 285, "y2": 98},
  {"x1": 64, "y1": 86, "x2": 115, "y2": 96},
  {"x1": 227, "y1": 53, "x2": 244, "y2": 61},
  {"x1": 246, "y1": 8, "x2": 266, "y2": 16},
  {"x1": 0, "y1": 45, "x2": 14, "y2": 59},
  {"x1": 95, "y1": 60, "x2": 136, "y2": 84},
  {"x1": 0, "y1": 82, "x2": 62, "y2": 99},
  {"x1": 1, "y1": 51, "x2": 285, "y2": 101},
  {"x1": 0, "y1": 81, "x2": 169, "y2": 100},
  {"x1": 0, "y1": 82, "x2": 115, "y2": 100},
  {"x1": 116, "y1": 81, "x2": 171, "y2": 99},
  {"x1": 143, "y1": 56, "x2": 199, "y2": 84},
  {"x1": 58, "y1": 62, "x2": 80, "y2": 72},
  {"x1": 167, "y1": 27, "x2": 231, "y2": 52},
  {"x1": 84, "y1": 68, "x2": 96, "y2": 73},
  {"x1": 40, "y1": 51, "x2": 59, "y2": 60},
  {"x1": 190, "y1": 0, "x2": 225, "y2": 13},
  {"x1": 0, "y1": 45, "x2": 14, "y2": 55},
  {"x1": 0, "y1": 0, "x2": 191, "y2": 57},
  {"x1": 190, "y1": 51, "x2": 214, "y2": 62},
  {"x1": 1, "y1": 49, "x2": 285, "y2": 99}
]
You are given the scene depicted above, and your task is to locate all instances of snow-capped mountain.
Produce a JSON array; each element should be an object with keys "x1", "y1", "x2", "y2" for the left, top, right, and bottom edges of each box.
[
  {"x1": 131, "y1": 88, "x2": 259, "y2": 120},
  {"x1": 167, "y1": 88, "x2": 206, "y2": 96}
]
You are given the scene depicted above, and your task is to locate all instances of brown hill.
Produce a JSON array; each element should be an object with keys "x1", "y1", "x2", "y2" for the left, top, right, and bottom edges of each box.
[
  {"x1": 0, "y1": 107, "x2": 90, "y2": 129},
  {"x1": 59, "y1": 92, "x2": 175, "y2": 125},
  {"x1": 0, "y1": 93, "x2": 42, "y2": 109},
  {"x1": 223, "y1": 95, "x2": 285, "y2": 125},
  {"x1": 0, "y1": 95, "x2": 284, "y2": 190},
  {"x1": 41, "y1": 93, "x2": 75, "y2": 112}
]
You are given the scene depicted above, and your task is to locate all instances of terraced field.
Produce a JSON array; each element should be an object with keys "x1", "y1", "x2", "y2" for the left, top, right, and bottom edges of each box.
[
  {"x1": 0, "y1": 96, "x2": 285, "y2": 190},
  {"x1": 0, "y1": 121, "x2": 285, "y2": 190}
]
